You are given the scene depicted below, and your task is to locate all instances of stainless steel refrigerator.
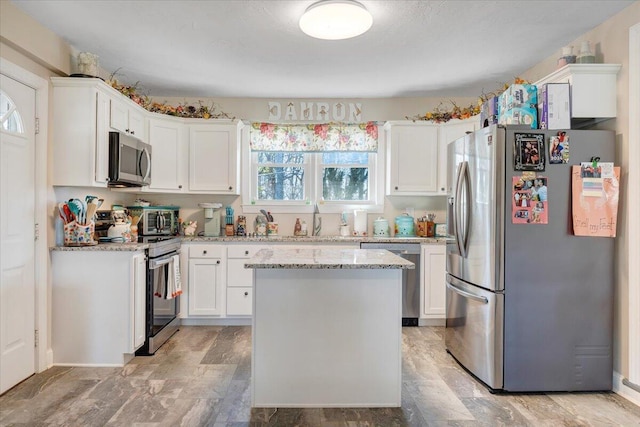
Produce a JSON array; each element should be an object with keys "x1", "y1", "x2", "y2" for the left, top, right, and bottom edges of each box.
[{"x1": 445, "y1": 124, "x2": 615, "y2": 392}]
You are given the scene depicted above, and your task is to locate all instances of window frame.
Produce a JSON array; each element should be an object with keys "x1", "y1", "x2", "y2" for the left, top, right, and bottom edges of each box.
[{"x1": 241, "y1": 124, "x2": 384, "y2": 214}]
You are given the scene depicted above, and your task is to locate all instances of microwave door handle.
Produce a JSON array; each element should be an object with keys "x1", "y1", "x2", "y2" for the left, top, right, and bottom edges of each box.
[{"x1": 141, "y1": 147, "x2": 151, "y2": 182}]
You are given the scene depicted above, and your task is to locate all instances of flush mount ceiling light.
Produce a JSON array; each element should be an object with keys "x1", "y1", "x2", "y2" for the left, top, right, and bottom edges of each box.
[{"x1": 299, "y1": 0, "x2": 373, "y2": 40}]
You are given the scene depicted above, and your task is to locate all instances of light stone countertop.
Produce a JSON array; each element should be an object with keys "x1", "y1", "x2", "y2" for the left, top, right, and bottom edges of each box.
[
  {"x1": 50, "y1": 242, "x2": 149, "y2": 252},
  {"x1": 183, "y1": 235, "x2": 445, "y2": 244},
  {"x1": 245, "y1": 248, "x2": 416, "y2": 269}
]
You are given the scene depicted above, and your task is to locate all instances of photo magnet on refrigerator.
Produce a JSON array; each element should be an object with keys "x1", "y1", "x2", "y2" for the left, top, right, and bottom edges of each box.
[{"x1": 549, "y1": 131, "x2": 570, "y2": 164}]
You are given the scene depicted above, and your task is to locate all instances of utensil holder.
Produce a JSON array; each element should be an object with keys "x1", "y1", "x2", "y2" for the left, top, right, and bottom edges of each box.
[{"x1": 63, "y1": 220, "x2": 96, "y2": 246}]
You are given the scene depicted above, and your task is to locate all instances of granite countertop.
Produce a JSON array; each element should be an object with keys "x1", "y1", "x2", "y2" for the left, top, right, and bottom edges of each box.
[
  {"x1": 245, "y1": 248, "x2": 416, "y2": 269},
  {"x1": 183, "y1": 235, "x2": 445, "y2": 244},
  {"x1": 50, "y1": 242, "x2": 150, "y2": 252}
]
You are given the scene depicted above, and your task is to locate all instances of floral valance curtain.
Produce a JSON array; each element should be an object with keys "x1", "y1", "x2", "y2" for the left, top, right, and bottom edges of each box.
[{"x1": 249, "y1": 122, "x2": 378, "y2": 152}]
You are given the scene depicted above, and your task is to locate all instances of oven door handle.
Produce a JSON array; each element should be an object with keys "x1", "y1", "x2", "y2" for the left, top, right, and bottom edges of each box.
[{"x1": 149, "y1": 251, "x2": 180, "y2": 269}]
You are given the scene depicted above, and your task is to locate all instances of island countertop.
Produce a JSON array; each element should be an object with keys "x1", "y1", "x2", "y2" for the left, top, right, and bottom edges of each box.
[{"x1": 245, "y1": 248, "x2": 415, "y2": 269}]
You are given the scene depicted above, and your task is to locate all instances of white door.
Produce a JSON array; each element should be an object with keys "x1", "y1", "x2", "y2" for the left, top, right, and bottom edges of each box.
[{"x1": 0, "y1": 74, "x2": 36, "y2": 394}]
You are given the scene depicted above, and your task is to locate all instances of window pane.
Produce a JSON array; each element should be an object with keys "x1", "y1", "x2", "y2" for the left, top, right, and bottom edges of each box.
[
  {"x1": 258, "y1": 166, "x2": 305, "y2": 200},
  {"x1": 257, "y1": 152, "x2": 305, "y2": 164},
  {"x1": 322, "y1": 152, "x2": 368, "y2": 165},
  {"x1": 0, "y1": 91, "x2": 24, "y2": 134},
  {"x1": 323, "y1": 167, "x2": 369, "y2": 201}
]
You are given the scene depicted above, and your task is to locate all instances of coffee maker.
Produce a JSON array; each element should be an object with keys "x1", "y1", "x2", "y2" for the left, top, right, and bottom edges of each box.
[{"x1": 199, "y1": 203, "x2": 222, "y2": 237}]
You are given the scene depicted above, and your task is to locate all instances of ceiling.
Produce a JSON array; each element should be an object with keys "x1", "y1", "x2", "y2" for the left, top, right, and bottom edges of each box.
[{"x1": 11, "y1": 0, "x2": 634, "y2": 98}]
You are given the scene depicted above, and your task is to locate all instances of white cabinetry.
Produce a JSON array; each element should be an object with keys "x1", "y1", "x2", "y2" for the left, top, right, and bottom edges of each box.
[
  {"x1": 109, "y1": 96, "x2": 146, "y2": 141},
  {"x1": 385, "y1": 121, "x2": 439, "y2": 195},
  {"x1": 226, "y1": 245, "x2": 262, "y2": 316},
  {"x1": 421, "y1": 244, "x2": 446, "y2": 324},
  {"x1": 145, "y1": 118, "x2": 186, "y2": 192},
  {"x1": 438, "y1": 118, "x2": 477, "y2": 194},
  {"x1": 51, "y1": 250, "x2": 146, "y2": 365},
  {"x1": 187, "y1": 244, "x2": 224, "y2": 316},
  {"x1": 188, "y1": 122, "x2": 240, "y2": 194},
  {"x1": 534, "y1": 64, "x2": 621, "y2": 120},
  {"x1": 51, "y1": 77, "x2": 111, "y2": 187}
]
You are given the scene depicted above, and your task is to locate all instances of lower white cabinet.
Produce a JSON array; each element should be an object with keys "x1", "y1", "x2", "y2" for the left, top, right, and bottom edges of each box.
[
  {"x1": 227, "y1": 288, "x2": 253, "y2": 316},
  {"x1": 421, "y1": 244, "x2": 446, "y2": 322},
  {"x1": 187, "y1": 245, "x2": 224, "y2": 316},
  {"x1": 226, "y1": 245, "x2": 263, "y2": 316},
  {"x1": 51, "y1": 250, "x2": 146, "y2": 365}
]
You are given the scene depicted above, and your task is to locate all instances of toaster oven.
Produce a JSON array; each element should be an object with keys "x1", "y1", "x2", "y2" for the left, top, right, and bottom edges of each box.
[{"x1": 128, "y1": 206, "x2": 180, "y2": 236}]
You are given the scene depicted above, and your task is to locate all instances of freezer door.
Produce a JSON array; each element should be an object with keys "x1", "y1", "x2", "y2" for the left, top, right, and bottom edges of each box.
[
  {"x1": 445, "y1": 274, "x2": 504, "y2": 390},
  {"x1": 447, "y1": 126, "x2": 504, "y2": 291}
]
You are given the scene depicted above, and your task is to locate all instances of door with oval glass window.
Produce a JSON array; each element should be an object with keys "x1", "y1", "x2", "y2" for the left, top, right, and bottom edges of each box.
[{"x1": 0, "y1": 74, "x2": 36, "y2": 394}]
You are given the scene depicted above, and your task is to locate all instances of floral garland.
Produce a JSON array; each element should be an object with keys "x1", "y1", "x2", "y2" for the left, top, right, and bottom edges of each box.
[
  {"x1": 107, "y1": 73, "x2": 234, "y2": 120},
  {"x1": 406, "y1": 78, "x2": 530, "y2": 123}
]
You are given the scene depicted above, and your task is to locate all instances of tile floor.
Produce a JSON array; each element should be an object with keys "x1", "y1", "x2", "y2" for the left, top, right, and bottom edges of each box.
[{"x1": 1, "y1": 326, "x2": 639, "y2": 426}]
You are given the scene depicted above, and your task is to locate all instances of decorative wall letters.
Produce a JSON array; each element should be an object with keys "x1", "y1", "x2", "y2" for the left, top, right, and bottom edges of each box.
[{"x1": 268, "y1": 101, "x2": 362, "y2": 122}]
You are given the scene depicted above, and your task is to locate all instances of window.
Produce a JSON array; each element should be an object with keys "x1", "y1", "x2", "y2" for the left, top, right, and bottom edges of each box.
[
  {"x1": 0, "y1": 91, "x2": 24, "y2": 134},
  {"x1": 243, "y1": 122, "x2": 384, "y2": 213}
]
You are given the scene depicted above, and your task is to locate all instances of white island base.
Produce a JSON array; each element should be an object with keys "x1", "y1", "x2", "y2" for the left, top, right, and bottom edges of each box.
[{"x1": 251, "y1": 267, "x2": 402, "y2": 408}]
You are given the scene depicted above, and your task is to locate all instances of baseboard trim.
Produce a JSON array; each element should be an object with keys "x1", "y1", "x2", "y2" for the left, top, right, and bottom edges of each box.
[
  {"x1": 613, "y1": 371, "x2": 640, "y2": 406},
  {"x1": 180, "y1": 317, "x2": 252, "y2": 326},
  {"x1": 419, "y1": 318, "x2": 445, "y2": 326}
]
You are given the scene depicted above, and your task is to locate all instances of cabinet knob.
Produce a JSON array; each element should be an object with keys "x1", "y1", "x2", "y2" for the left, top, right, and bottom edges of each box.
[
  {"x1": 228, "y1": 186, "x2": 233, "y2": 190},
  {"x1": 244, "y1": 291, "x2": 249, "y2": 296},
  {"x1": 178, "y1": 185, "x2": 183, "y2": 189},
  {"x1": 203, "y1": 250, "x2": 207, "y2": 254},
  {"x1": 131, "y1": 130, "x2": 135, "y2": 135},
  {"x1": 395, "y1": 186, "x2": 399, "y2": 190},
  {"x1": 245, "y1": 250, "x2": 249, "y2": 255},
  {"x1": 125, "y1": 128, "x2": 130, "y2": 133},
  {"x1": 441, "y1": 187, "x2": 445, "y2": 191},
  {"x1": 216, "y1": 260, "x2": 221, "y2": 264}
]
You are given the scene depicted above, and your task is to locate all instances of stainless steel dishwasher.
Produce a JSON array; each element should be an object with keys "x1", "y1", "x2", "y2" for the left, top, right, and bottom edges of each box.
[{"x1": 360, "y1": 242, "x2": 421, "y2": 326}]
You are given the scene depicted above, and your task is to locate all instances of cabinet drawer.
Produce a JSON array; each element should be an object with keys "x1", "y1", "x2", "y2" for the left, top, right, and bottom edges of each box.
[
  {"x1": 189, "y1": 244, "x2": 224, "y2": 258},
  {"x1": 227, "y1": 258, "x2": 254, "y2": 287},
  {"x1": 227, "y1": 245, "x2": 263, "y2": 259},
  {"x1": 227, "y1": 287, "x2": 252, "y2": 316}
]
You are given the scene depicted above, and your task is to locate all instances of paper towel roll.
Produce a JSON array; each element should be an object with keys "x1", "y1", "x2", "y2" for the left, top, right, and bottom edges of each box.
[{"x1": 353, "y1": 210, "x2": 367, "y2": 236}]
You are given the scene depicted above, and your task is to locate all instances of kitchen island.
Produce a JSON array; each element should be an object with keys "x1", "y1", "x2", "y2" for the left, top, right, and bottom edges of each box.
[{"x1": 245, "y1": 248, "x2": 414, "y2": 408}]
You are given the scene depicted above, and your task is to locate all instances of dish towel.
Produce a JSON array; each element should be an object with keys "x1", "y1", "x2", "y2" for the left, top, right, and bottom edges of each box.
[{"x1": 167, "y1": 254, "x2": 182, "y2": 299}]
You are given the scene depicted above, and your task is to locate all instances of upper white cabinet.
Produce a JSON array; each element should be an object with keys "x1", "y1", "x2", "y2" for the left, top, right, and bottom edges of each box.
[
  {"x1": 438, "y1": 118, "x2": 477, "y2": 195},
  {"x1": 534, "y1": 64, "x2": 621, "y2": 119},
  {"x1": 109, "y1": 97, "x2": 147, "y2": 141},
  {"x1": 188, "y1": 122, "x2": 241, "y2": 194},
  {"x1": 144, "y1": 117, "x2": 186, "y2": 192},
  {"x1": 51, "y1": 77, "x2": 111, "y2": 187},
  {"x1": 385, "y1": 121, "x2": 439, "y2": 195}
]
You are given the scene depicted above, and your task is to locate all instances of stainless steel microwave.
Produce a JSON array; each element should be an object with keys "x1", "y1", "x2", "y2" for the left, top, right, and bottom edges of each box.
[{"x1": 108, "y1": 131, "x2": 151, "y2": 187}]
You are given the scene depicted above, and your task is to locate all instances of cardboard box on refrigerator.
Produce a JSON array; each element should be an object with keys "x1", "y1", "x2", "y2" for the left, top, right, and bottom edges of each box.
[
  {"x1": 498, "y1": 83, "x2": 538, "y2": 129},
  {"x1": 538, "y1": 83, "x2": 571, "y2": 130},
  {"x1": 480, "y1": 96, "x2": 498, "y2": 128}
]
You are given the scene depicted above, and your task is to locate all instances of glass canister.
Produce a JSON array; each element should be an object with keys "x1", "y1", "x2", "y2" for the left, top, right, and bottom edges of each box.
[{"x1": 577, "y1": 41, "x2": 595, "y2": 64}]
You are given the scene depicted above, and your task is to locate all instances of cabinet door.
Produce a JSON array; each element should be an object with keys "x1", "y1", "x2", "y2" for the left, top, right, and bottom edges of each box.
[
  {"x1": 387, "y1": 124, "x2": 439, "y2": 195},
  {"x1": 51, "y1": 82, "x2": 108, "y2": 187},
  {"x1": 109, "y1": 98, "x2": 146, "y2": 141},
  {"x1": 189, "y1": 124, "x2": 239, "y2": 193},
  {"x1": 132, "y1": 253, "x2": 147, "y2": 351},
  {"x1": 146, "y1": 118, "x2": 185, "y2": 191},
  {"x1": 438, "y1": 119, "x2": 477, "y2": 195},
  {"x1": 227, "y1": 287, "x2": 252, "y2": 316},
  {"x1": 188, "y1": 258, "x2": 223, "y2": 316},
  {"x1": 127, "y1": 108, "x2": 146, "y2": 141},
  {"x1": 421, "y1": 245, "x2": 446, "y2": 319}
]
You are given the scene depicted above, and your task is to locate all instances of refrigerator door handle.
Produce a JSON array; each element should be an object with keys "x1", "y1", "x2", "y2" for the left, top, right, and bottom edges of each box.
[
  {"x1": 460, "y1": 161, "x2": 471, "y2": 256},
  {"x1": 446, "y1": 282, "x2": 488, "y2": 304},
  {"x1": 455, "y1": 161, "x2": 469, "y2": 258}
]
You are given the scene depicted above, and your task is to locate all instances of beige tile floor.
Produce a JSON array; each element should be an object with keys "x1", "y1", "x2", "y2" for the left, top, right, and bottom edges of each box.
[{"x1": 1, "y1": 326, "x2": 639, "y2": 426}]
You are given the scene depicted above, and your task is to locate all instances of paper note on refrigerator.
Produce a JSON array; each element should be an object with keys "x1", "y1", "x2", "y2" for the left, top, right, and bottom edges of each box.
[{"x1": 572, "y1": 165, "x2": 620, "y2": 237}]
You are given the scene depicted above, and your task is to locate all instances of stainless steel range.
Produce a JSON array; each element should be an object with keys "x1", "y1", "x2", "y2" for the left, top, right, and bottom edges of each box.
[{"x1": 135, "y1": 235, "x2": 182, "y2": 355}]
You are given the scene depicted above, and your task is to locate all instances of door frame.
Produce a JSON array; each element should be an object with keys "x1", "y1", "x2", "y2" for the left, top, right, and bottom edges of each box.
[
  {"x1": 627, "y1": 22, "x2": 640, "y2": 392},
  {"x1": 0, "y1": 58, "x2": 50, "y2": 372}
]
